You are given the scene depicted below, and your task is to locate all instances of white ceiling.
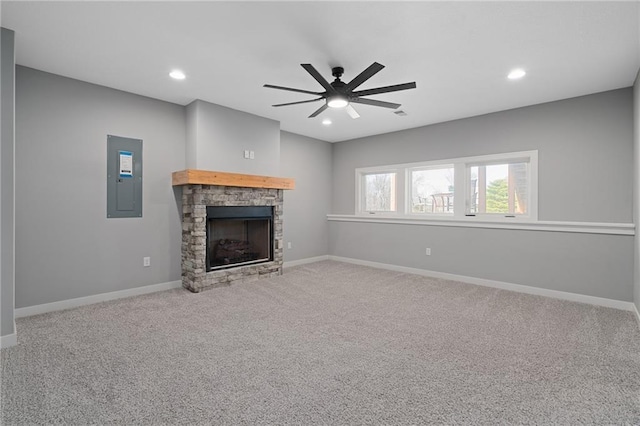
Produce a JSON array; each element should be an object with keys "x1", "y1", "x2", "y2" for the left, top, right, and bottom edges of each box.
[{"x1": 2, "y1": 1, "x2": 639, "y2": 143}]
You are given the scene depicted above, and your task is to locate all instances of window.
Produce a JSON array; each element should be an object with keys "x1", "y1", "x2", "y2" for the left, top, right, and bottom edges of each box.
[
  {"x1": 468, "y1": 160, "x2": 529, "y2": 216},
  {"x1": 356, "y1": 151, "x2": 537, "y2": 220},
  {"x1": 410, "y1": 166, "x2": 455, "y2": 214},
  {"x1": 362, "y1": 172, "x2": 397, "y2": 212}
]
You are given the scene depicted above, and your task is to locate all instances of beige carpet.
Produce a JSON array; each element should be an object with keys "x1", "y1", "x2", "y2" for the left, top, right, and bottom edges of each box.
[{"x1": 2, "y1": 260, "x2": 640, "y2": 424}]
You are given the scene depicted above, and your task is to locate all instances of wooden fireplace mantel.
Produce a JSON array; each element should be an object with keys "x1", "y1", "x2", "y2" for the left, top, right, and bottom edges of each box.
[{"x1": 172, "y1": 169, "x2": 295, "y2": 190}]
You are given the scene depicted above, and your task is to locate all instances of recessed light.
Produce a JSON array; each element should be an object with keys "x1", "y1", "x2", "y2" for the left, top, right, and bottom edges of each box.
[
  {"x1": 169, "y1": 70, "x2": 186, "y2": 80},
  {"x1": 322, "y1": 119, "x2": 332, "y2": 126},
  {"x1": 508, "y1": 68, "x2": 526, "y2": 80}
]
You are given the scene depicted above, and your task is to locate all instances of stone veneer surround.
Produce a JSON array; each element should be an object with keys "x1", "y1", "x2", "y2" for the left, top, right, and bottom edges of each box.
[{"x1": 181, "y1": 185, "x2": 283, "y2": 292}]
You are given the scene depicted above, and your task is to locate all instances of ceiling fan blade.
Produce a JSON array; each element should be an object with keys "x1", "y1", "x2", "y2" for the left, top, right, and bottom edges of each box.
[
  {"x1": 264, "y1": 84, "x2": 323, "y2": 96},
  {"x1": 351, "y1": 82, "x2": 417, "y2": 98},
  {"x1": 308, "y1": 103, "x2": 328, "y2": 118},
  {"x1": 345, "y1": 62, "x2": 385, "y2": 91},
  {"x1": 301, "y1": 64, "x2": 336, "y2": 94},
  {"x1": 346, "y1": 104, "x2": 360, "y2": 119},
  {"x1": 350, "y1": 97, "x2": 401, "y2": 109},
  {"x1": 272, "y1": 98, "x2": 324, "y2": 107}
]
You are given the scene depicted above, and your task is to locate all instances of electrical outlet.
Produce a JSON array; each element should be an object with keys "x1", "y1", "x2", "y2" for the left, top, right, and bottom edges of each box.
[
  {"x1": 243, "y1": 150, "x2": 250, "y2": 159},
  {"x1": 425, "y1": 248, "x2": 431, "y2": 256},
  {"x1": 143, "y1": 257, "x2": 151, "y2": 267},
  {"x1": 249, "y1": 150, "x2": 255, "y2": 159},
  {"x1": 287, "y1": 242, "x2": 292, "y2": 249}
]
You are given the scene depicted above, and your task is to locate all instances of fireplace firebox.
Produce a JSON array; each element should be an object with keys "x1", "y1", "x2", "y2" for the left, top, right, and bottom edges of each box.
[{"x1": 206, "y1": 206, "x2": 273, "y2": 271}]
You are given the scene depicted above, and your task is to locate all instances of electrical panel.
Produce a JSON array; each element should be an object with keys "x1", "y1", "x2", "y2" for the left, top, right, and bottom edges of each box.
[{"x1": 107, "y1": 135, "x2": 142, "y2": 218}]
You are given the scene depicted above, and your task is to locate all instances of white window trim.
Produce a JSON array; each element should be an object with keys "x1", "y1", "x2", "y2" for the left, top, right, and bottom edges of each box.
[
  {"x1": 355, "y1": 150, "x2": 538, "y2": 222},
  {"x1": 355, "y1": 167, "x2": 404, "y2": 215},
  {"x1": 406, "y1": 163, "x2": 456, "y2": 216},
  {"x1": 464, "y1": 151, "x2": 538, "y2": 221}
]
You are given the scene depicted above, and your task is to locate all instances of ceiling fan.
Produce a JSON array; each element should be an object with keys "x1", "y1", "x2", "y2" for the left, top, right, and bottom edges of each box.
[{"x1": 264, "y1": 62, "x2": 416, "y2": 119}]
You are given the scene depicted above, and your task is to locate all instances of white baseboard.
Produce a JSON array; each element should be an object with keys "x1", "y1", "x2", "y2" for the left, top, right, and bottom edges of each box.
[
  {"x1": 12, "y1": 259, "x2": 329, "y2": 320},
  {"x1": 328, "y1": 256, "x2": 637, "y2": 312},
  {"x1": 1, "y1": 321, "x2": 17, "y2": 349},
  {"x1": 15, "y1": 280, "x2": 183, "y2": 319},
  {"x1": 633, "y1": 304, "x2": 640, "y2": 325},
  {"x1": 10, "y1": 259, "x2": 640, "y2": 330},
  {"x1": 283, "y1": 255, "x2": 330, "y2": 268}
]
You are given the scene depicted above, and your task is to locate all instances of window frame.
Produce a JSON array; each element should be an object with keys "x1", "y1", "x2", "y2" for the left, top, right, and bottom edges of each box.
[
  {"x1": 463, "y1": 152, "x2": 538, "y2": 220},
  {"x1": 355, "y1": 150, "x2": 538, "y2": 221},
  {"x1": 407, "y1": 163, "x2": 456, "y2": 217},
  {"x1": 355, "y1": 167, "x2": 403, "y2": 215}
]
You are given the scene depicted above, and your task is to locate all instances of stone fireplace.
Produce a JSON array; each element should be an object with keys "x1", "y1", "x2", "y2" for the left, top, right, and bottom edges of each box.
[{"x1": 173, "y1": 169, "x2": 294, "y2": 293}]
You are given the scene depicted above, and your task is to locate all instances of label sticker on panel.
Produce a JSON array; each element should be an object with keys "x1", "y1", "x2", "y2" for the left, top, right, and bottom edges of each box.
[{"x1": 119, "y1": 151, "x2": 133, "y2": 178}]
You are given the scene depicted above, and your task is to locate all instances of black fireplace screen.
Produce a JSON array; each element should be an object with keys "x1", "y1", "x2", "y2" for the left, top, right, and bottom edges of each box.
[{"x1": 206, "y1": 206, "x2": 273, "y2": 271}]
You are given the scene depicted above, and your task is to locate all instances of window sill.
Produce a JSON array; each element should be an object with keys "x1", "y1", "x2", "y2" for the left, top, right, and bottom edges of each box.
[{"x1": 326, "y1": 214, "x2": 635, "y2": 235}]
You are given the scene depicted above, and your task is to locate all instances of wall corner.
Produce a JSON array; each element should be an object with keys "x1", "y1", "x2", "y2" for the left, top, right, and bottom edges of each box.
[
  {"x1": 633, "y1": 66, "x2": 640, "y2": 315},
  {"x1": 0, "y1": 27, "x2": 16, "y2": 342}
]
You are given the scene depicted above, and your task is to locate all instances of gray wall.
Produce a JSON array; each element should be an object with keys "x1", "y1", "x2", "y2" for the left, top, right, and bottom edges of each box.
[
  {"x1": 329, "y1": 222, "x2": 633, "y2": 301},
  {"x1": 1, "y1": 28, "x2": 15, "y2": 337},
  {"x1": 331, "y1": 89, "x2": 634, "y2": 302},
  {"x1": 15, "y1": 67, "x2": 186, "y2": 308},
  {"x1": 634, "y1": 71, "x2": 640, "y2": 313},
  {"x1": 280, "y1": 131, "x2": 332, "y2": 262},
  {"x1": 185, "y1": 99, "x2": 280, "y2": 176},
  {"x1": 333, "y1": 89, "x2": 633, "y2": 223},
  {"x1": 185, "y1": 101, "x2": 197, "y2": 169}
]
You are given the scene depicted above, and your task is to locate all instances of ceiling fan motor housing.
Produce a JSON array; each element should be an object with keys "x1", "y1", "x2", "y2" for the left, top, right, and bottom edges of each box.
[{"x1": 331, "y1": 80, "x2": 346, "y2": 91}]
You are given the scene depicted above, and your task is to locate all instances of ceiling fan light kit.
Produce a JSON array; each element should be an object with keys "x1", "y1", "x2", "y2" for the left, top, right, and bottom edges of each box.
[
  {"x1": 264, "y1": 62, "x2": 416, "y2": 119},
  {"x1": 327, "y1": 95, "x2": 348, "y2": 109}
]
